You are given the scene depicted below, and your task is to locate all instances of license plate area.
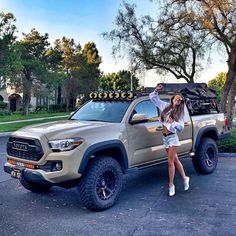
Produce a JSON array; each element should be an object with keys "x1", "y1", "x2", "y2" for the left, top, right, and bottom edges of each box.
[{"x1": 11, "y1": 169, "x2": 22, "y2": 179}]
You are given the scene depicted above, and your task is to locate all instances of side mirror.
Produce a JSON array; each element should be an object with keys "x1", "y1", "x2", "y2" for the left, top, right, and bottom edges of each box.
[{"x1": 129, "y1": 113, "x2": 148, "y2": 124}]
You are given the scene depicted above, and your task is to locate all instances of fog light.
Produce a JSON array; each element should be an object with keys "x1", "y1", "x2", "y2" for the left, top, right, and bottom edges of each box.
[{"x1": 52, "y1": 162, "x2": 62, "y2": 171}]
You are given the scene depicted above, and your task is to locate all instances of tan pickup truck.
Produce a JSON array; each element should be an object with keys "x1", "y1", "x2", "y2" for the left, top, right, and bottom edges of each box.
[{"x1": 4, "y1": 84, "x2": 229, "y2": 211}]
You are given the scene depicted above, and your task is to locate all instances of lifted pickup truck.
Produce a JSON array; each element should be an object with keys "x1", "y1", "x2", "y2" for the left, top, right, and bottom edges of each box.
[{"x1": 4, "y1": 84, "x2": 228, "y2": 211}]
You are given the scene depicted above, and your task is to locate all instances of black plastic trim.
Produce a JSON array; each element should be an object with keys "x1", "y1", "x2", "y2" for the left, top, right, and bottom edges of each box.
[
  {"x1": 4, "y1": 165, "x2": 51, "y2": 185},
  {"x1": 79, "y1": 140, "x2": 128, "y2": 174},
  {"x1": 194, "y1": 126, "x2": 218, "y2": 150}
]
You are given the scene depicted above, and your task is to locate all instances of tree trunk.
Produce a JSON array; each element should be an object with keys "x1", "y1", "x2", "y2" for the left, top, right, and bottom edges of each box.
[
  {"x1": 226, "y1": 81, "x2": 236, "y2": 126},
  {"x1": 57, "y1": 86, "x2": 62, "y2": 104},
  {"x1": 220, "y1": 49, "x2": 236, "y2": 113},
  {"x1": 22, "y1": 74, "x2": 32, "y2": 115},
  {"x1": 66, "y1": 97, "x2": 70, "y2": 112}
]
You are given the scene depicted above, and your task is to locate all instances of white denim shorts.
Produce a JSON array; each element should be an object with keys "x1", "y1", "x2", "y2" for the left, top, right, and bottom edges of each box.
[{"x1": 163, "y1": 133, "x2": 181, "y2": 149}]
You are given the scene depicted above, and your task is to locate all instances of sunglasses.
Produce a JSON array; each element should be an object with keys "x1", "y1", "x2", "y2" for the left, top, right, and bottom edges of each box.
[{"x1": 173, "y1": 96, "x2": 183, "y2": 102}]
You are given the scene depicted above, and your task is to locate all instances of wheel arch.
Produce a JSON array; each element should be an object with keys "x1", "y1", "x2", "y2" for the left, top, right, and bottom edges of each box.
[
  {"x1": 78, "y1": 140, "x2": 128, "y2": 175},
  {"x1": 194, "y1": 127, "x2": 218, "y2": 151}
]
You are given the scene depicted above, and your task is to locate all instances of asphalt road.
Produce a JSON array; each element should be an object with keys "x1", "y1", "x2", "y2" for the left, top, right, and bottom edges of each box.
[{"x1": 1, "y1": 135, "x2": 236, "y2": 236}]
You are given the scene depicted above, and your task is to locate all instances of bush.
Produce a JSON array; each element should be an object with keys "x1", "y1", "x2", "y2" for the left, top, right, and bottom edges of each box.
[
  {"x1": 0, "y1": 109, "x2": 11, "y2": 116},
  {"x1": 49, "y1": 104, "x2": 66, "y2": 112},
  {"x1": 35, "y1": 105, "x2": 48, "y2": 112},
  {"x1": 0, "y1": 101, "x2": 7, "y2": 110},
  {"x1": 217, "y1": 128, "x2": 236, "y2": 153}
]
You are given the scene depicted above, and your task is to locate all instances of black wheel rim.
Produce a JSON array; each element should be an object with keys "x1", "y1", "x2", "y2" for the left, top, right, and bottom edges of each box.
[
  {"x1": 96, "y1": 169, "x2": 117, "y2": 201},
  {"x1": 205, "y1": 146, "x2": 216, "y2": 167}
]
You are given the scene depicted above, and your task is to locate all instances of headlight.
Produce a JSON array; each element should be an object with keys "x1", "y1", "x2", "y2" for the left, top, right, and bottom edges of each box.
[{"x1": 48, "y1": 138, "x2": 84, "y2": 152}]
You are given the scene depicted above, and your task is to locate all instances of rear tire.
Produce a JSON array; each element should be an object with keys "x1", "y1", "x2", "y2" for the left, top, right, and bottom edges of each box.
[
  {"x1": 192, "y1": 137, "x2": 218, "y2": 174},
  {"x1": 79, "y1": 156, "x2": 123, "y2": 211},
  {"x1": 20, "y1": 177, "x2": 52, "y2": 193}
]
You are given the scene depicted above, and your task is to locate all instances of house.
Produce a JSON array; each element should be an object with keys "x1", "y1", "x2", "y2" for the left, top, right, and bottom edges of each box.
[{"x1": 0, "y1": 85, "x2": 55, "y2": 112}]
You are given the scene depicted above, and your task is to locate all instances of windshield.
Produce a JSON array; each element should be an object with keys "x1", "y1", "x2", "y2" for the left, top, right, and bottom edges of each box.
[{"x1": 70, "y1": 100, "x2": 131, "y2": 123}]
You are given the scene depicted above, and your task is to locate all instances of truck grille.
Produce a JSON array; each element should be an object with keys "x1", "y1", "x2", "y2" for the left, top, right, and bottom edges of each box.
[{"x1": 7, "y1": 137, "x2": 44, "y2": 161}]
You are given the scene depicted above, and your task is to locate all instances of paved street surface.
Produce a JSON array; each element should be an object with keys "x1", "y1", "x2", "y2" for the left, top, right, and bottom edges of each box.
[{"x1": 0, "y1": 135, "x2": 236, "y2": 236}]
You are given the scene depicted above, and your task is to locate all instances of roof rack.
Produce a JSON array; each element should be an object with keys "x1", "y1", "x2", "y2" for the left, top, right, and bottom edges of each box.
[
  {"x1": 143, "y1": 83, "x2": 218, "y2": 115},
  {"x1": 144, "y1": 83, "x2": 208, "y2": 94}
]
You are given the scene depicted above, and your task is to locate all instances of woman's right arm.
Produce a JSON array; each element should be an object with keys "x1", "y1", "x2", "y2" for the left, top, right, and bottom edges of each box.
[{"x1": 149, "y1": 90, "x2": 169, "y2": 111}]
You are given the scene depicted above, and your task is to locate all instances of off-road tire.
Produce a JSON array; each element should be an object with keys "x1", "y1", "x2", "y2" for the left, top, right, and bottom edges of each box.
[
  {"x1": 20, "y1": 177, "x2": 52, "y2": 193},
  {"x1": 192, "y1": 137, "x2": 218, "y2": 174},
  {"x1": 79, "y1": 156, "x2": 123, "y2": 211}
]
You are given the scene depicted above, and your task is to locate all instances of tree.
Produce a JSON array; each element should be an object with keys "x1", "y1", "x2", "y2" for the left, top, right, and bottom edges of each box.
[
  {"x1": 15, "y1": 29, "x2": 50, "y2": 115},
  {"x1": 81, "y1": 42, "x2": 102, "y2": 93},
  {"x1": 76, "y1": 42, "x2": 102, "y2": 101},
  {"x1": 52, "y1": 39, "x2": 101, "y2": 110},
  {"x1": 0, "y1": 12, "x2": 21, "y2": 86},
  {"x1": 103, "y1": 2, "x2": 209, "y2": 83},
  {"x1": 53, "y1": 37, "x2": 82, "y2": 111},
  {"x1": 99, "y1": 70, "x2": 139, "y2": 91},
  {"x1": 165, "y1": 0, "x2": 236, "y2": 115},
  {"x1": 45, "y1": 40, "x2": 66, "y2": 105},
  {"x1": 208, "y1": 72, "x2": 226, "y2": 103}
]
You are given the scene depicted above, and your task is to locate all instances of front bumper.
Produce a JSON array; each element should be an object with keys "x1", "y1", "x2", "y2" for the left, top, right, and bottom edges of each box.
[{"x1": 4, "y1": 165, "x2": 51, "y2": 185}]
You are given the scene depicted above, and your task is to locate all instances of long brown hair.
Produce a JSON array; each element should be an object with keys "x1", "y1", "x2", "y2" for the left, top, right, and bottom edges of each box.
[{"x1": 160, "y1": 95, "x2": 185, "y2": 122}]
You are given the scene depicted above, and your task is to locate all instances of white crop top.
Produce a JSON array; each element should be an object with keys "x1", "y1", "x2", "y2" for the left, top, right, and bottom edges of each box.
[{"x1": 149, "y1": 91, "x2": 184, "y2": 133}]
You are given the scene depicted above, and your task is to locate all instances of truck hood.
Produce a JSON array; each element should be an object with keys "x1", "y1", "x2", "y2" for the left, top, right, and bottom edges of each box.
[{"x1": 14, "y1": 120, "x2": 113, "y2": 140}]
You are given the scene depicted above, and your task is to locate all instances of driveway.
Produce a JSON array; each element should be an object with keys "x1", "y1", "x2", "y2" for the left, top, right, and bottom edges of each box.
[{"x1": 0, "y1": 135, "x2": 236, "y2": 235}]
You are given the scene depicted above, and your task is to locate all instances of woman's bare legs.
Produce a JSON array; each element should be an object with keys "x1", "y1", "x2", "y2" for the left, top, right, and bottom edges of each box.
[
  {"x1": 174, "y1": 154, "x2": 187, "y2": 180},
  {"x1": 166, "y1": 147, "x2": 189, "y2": 191},
  {"x1": 166, "y1": 147, "x2": 176, "y2": 187}
]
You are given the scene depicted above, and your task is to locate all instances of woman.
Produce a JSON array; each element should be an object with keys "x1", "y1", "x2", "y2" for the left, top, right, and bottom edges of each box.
[{"x1": 149, "y1": 83, "x2": 190, "y2": 196}]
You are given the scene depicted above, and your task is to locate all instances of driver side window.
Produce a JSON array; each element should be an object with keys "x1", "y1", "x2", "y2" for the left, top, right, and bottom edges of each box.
[{"x1": 133, "y1": 100, "x2": 159, "y2": 120}]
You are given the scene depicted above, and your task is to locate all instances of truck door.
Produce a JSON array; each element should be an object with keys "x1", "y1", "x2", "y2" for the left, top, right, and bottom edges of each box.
[{"x1": 126, "y1": 99, "x2": 167, "y2": 166}]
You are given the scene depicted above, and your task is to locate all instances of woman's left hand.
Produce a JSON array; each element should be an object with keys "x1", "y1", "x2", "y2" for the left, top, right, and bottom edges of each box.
[{"x1": 168, "y1": 117, "x2": 175, "y2": 123}]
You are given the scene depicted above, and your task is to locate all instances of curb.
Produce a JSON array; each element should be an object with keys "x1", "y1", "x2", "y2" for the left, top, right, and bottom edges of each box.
[
  {"x1": 0, "y1": 132, "x2": 11, "y2": 137},
  {"x1": 218, "y1": 153, "x2": 236, "y2": 158}
]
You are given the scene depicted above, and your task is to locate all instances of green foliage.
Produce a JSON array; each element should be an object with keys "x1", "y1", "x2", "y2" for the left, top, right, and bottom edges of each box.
[
  {"x1": 7, "y1": 28, "x2": 51, "y2": 115},
  {"x1": 0, "y1": 109, "x2": 11, "y2": 116},
  {"x1": 99, "y1": 70, "x2": 139, "y2": 91},
  {"x1": 49, "y1": 104, "x2": 67, "y2": 112},
  {"x1": 0, "y1": 111, "x2": 68, "y2": 122},
  {"x1": 0, "y1": 101, "x2": 7, "y2": 109},
  {"x1": 35, "y1": 105, "x2": 48, "y2": 112},
  {"x1": 0, "y1": 116, "x2": 68, "y2": 132},
  {"x1": 208, "y1": 72, "x2": 226, "y2": 103},
  {"x1": 1, "y1": 12, "x2": 102, "y2": 114},
  {"x1": 0, "y1": 12, "x2": 22, "y2": 79},
  {"x1": 217, "y1": 128, "x2": 236, "y2": 153}
]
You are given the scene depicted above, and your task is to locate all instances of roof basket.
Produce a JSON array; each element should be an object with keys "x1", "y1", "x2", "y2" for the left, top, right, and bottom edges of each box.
[
  {"x1": 144, "y1": 83, "x2": 208, "y2": 94},
  {"x1": 144, "y1": 83, "x2": 218, "y2": 115}
]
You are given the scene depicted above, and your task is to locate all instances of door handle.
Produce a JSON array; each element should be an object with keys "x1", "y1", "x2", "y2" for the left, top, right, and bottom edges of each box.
[
  {"x1": 184, "y1": 122, "x2": 190, "y2": 127},
  {"x1": 156, "y1": 126, "x2": 163, "y2": 131}
]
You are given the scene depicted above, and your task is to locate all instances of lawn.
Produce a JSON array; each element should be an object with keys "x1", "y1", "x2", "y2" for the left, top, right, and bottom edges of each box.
[
  {"x1": 0, "y1": 116, "x2": 68, "y2": 132},
  {"x1": 0, "y1": 112, "x2": 69, "y2": 122}
]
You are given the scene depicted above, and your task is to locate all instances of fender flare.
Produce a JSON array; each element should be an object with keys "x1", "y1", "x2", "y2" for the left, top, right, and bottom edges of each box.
[
  {"x1": 194, "y1": 126, "x2": 218, "y2": 150},
  {"x1": 78, "y1": 140, "x2": 128, "y2": 174}
]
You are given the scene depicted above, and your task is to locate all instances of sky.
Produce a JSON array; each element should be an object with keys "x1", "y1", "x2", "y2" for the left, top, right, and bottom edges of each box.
[{"x1": 1, "y1": 0, "x2": 228, "y2": 87}]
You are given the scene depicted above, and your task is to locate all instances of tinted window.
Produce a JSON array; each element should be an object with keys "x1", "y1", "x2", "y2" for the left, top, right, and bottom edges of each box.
[
  {"x1": 133, "y1": 100, "x2": 159, "y2": 119},
  {"x1": 70, "y1": 100, "x2": 131, "y2": 123}
]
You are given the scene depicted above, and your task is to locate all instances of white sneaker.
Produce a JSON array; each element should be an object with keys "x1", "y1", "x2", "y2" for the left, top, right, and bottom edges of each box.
[
  {"x1": 184, "y1": 177, "x2": 190, "y2": 191},
  {"x1": 169, "y1": 184, "x2": 175, "y2": 197}
]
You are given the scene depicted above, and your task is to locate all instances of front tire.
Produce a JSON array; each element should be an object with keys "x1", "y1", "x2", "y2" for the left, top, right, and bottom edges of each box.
[
  {"x1": 79, "y1": 156, "x2": 123, "y2": 211},
  {"x1": 192, "y1": 137, "x2": 218, "y2": 174},
  {"x1": 20, "y1": 177, "x2": 52, "y2": 193}
]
